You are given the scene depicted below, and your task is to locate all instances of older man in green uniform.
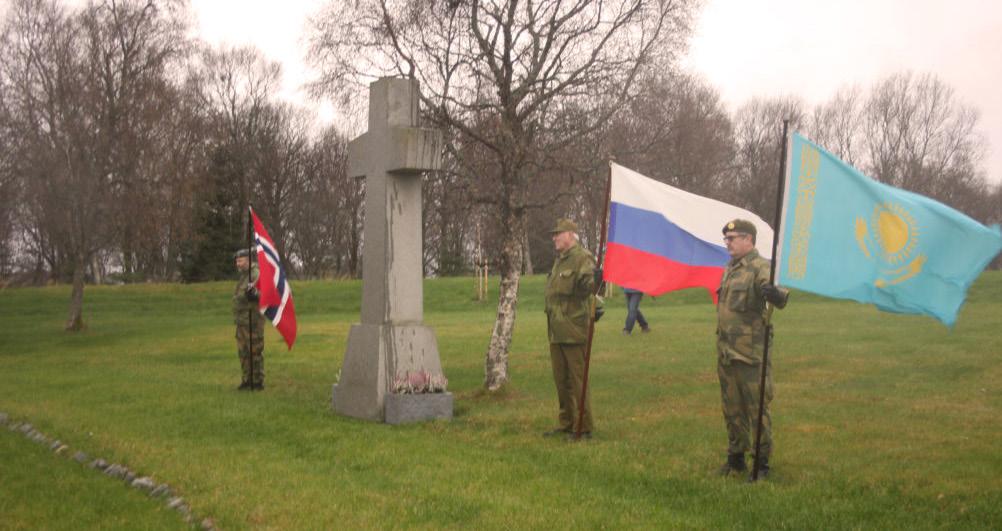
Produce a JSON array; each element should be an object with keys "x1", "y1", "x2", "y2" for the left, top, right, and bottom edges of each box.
[
  {"x1": 543, "y1": 219, "x2": 603, "y2": 441},
  {"x1": 233, "y1": 249, "x2": 265, "y2": 391},
  {"x1": 716, "y1": 219, "x2": 788, "y2": 478}
]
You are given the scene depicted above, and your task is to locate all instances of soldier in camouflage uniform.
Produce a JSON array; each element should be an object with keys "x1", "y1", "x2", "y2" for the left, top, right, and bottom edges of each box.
[
  {"x1": 716, "y1": 219, "x2": 788, "y2": 478},
  {"x1": 543, "y1": 219, "x2": 603, "y2": 441},
  {"x1": 233, "y1": 249, "x2": 265, "y2": 391}
]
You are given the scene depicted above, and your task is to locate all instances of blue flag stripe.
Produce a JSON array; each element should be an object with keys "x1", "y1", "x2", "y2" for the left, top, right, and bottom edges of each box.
[{"x1": 609, "y1": 202, "x2": 730, "y2": 268}]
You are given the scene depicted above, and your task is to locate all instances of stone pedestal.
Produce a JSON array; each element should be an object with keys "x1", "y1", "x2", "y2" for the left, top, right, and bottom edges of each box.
[
  {"x1": 333, "y1": 323, "x2": 445, "y2": 420},
  {"x1": 332, "y1": 77, "x2": 450, "y2": 423},
  {"x1": 384, "y1": 392, "x2": 453, "y2": 425}
]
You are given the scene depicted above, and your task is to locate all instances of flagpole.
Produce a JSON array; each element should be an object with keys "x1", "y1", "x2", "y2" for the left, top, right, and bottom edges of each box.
[
  {"x1": 574, "y1": 161, "x2": 613, "y2": 441},
  {"x1": 247, "y1": 205, "x2": 254, "y2": 388},
  {"x1": 751, "y1": 120, "x2": 790, "y2": 481}
]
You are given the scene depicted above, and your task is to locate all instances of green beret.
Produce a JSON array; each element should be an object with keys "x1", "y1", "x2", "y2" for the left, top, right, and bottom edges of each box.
[
  {"x1": 549, "y1": 218, "x2": 579, "y2": 234},
  {"x1": 233, "y1": 248, "x2": 254, "y2": 259},
  {"x1": 722, "y1": 219, "x2": 757, "y2": 237}
]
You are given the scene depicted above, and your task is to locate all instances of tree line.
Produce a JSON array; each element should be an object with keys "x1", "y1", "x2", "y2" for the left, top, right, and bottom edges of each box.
[
  {"x1": 2, "y1": 1, "x2": 999, "y2": 345},
  {"x1": 0, "y1": 0, "x2": 364, "y2": 329}
]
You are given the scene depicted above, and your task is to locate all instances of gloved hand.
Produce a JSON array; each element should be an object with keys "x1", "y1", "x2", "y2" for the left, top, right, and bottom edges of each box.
[
  {"x1": 761, "y1": 284, "x2": 787, "y2": 306},
  {"x1": 246, "y1": 287, "x2": 260, "y2": 302},
  {"x1": 593, "y1": 267, "x2": 604, "y2": 287},
  {"x1": 594, "y1": 306, "x2": 604, "y2": 322}
]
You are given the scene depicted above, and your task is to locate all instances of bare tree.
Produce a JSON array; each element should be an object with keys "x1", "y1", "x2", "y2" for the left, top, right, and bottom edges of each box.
[
  {"x1": 729, "y1": 96, "x2": 805, "y2": 222},
  {"x1": 287, "y1": 125, "x2": 363, "y2": 278},
  {"x1": 1, "y1": 0, "x2": 191, "y2": 322},
  {"x1": 248, "y1": 102, "x2": 310, "y2": 262},
  {"x1": 183, "y1": 45, "x2": 282, "y2": 276},
  {"x1": 72, "y1": 0, "x2": 189, "y2": 281},
  {"x1": 0, "y1": 59, "x2": 21, "y2": 279},
  {"x1": 423, "y1": 152, "x2": 475, "y2": 277},
  {"x1": 805, "y1": 85, "x2": 863, "y2": 167},
  {"x1": 144, "y1": 83, "x2": 209, "y2": 280},
  {"x1": 189, "y1": 45, "x2": 281, "y2": 208},
  {"x1": 862, "y1": 71, "x2": 986, "y2": 204},
  {"x1": 310, "y1": 0, "x2": 697, "y2": 390},
  {"x1": 590, "y1": 71, "x2": 736, "y2": 197},
  {"x1": 2, "y1": 0, "x2": 112, "y2": 327}
]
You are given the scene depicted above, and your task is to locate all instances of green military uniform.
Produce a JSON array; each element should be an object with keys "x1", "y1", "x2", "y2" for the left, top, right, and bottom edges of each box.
[
  {"x1": 234, "y1": 263, "x2": 265, "y2": 388},
  {"x1": 545, "y1": 239, "x2": 599, "y2": 435},
  {"x1": 717, "y1": 245, "x2": 787, "y2": 465}
]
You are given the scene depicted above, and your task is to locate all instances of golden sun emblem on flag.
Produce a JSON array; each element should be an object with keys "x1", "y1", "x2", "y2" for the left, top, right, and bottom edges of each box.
[{"x1": 854, "y1": 202, "x2": 926, "y2": 287}]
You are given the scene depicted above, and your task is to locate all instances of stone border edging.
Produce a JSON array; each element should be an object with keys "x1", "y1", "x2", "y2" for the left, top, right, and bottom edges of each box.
[{"x1": 0, "y1": 411, "x2": 216, "y2": 530}]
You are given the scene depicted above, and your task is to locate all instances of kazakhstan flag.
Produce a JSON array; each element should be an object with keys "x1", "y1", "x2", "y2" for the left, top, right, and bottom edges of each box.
[{"x1": 776, "y1": 132, "x2": 1002, "y2": 327}]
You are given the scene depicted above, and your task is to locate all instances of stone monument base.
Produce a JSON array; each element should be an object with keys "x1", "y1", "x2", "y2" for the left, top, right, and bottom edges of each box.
[
  {"x1": 384, "y1": 392, "x2": 453, "y2": 425},
  {"x1": 330, "y1": 385, "x2": 453, "y2": 425},
  {"x1": 333, "y1": 322, "x2": 450, "y2": 422}
]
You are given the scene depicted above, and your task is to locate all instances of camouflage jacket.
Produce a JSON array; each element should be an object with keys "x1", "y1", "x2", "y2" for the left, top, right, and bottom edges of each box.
[
  {"x1": 545, "y1": 243, "x2": 599, "y2": 344},
  {"x1": 233, "y1": 264, "x2": 264, "y2": 327},
  {"x1": 716, "y1": 249, "x2": 788, "y2": 365}
]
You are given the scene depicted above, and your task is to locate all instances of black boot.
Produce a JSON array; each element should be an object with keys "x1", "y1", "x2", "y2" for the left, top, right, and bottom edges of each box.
[
  {"x1": 748, "y1": 456, "x2": 770, "y2": 482},
  {"x1": 237, "y1": 381, "x2": 251, "y2": 391},
  {"x1": 718, "y1": 453, "x2": 747, "y2": 476}
]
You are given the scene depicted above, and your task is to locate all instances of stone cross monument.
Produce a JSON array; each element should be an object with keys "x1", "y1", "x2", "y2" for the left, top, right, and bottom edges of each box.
[{"x1": 332, "y1": 77, "x2": 452, "y2": 424}]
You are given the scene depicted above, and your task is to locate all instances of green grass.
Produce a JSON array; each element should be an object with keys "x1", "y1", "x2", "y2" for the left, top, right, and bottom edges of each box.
[{"x1": 1, "y1": 273, "x2": 1000, "y2": 529}]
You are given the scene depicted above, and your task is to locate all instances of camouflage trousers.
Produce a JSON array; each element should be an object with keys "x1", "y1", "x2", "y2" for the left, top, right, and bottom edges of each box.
[
  {"x1": 717, "y1": 357, "x2": 772, "y2": 458},
  {"x1": 236, "y1": 324, "x2": 265, "y2": 385},
  {"x1": 549, "y1": 343, "x2": 594, "y2": 433}
]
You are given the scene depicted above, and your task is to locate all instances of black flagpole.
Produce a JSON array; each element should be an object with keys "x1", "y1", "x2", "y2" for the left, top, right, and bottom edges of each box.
[
  {"x1": 247, "y1": 205, "x2": 254, "y2": 388},
  {"x1": 574, "y1": 161, "x2": 612, "y2": 441},
  {"x1": 751, "y1": 119, "x2": 790, "y2": 481}
]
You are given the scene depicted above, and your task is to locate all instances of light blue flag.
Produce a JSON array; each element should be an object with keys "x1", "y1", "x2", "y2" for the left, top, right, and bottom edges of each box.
[{"x1": 776, "y1": 132, "x2": 1002, "y2": 327}]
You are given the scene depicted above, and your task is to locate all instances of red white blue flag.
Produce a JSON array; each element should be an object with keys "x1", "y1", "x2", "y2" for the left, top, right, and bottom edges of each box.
[
  {"x1": 604, "y1": 163, "x2": 774, "y2": 303},
  {"x1": 251, "y1": 207, "x2": 297, "y2": 349}
]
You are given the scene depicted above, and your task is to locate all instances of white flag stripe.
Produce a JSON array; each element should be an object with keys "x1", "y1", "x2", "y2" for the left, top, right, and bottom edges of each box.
[{"x1": 610, "y1": 163, "x2": 774, "y2": 259}]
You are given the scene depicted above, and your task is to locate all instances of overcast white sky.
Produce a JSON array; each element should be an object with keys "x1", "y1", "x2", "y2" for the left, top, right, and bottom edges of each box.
[
  {"x1": 683, "y1": 0, "x2": 1002, "y2": 183},
  {"x1": 22, "y1": 0, "x2": 1002, "y2": 182}
]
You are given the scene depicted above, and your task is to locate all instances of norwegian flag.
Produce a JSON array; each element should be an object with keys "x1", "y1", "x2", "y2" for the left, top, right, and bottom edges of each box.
[{"x1": 250, "y1": 207, "x2": 297, "y2": 350}]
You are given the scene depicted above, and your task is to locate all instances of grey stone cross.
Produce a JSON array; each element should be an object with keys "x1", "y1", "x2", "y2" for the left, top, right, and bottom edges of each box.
[{"x1": 332, "y1": 77, "x2": 452, "y2": 423}]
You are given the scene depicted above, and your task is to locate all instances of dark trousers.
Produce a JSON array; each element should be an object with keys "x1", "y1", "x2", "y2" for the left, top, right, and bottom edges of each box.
[
  {"x1": 549, "y1": 343, "x2": 593, "y2": 433},
  {"x1": 624, "y1": 292, "x2": 648, "y2": 332}
]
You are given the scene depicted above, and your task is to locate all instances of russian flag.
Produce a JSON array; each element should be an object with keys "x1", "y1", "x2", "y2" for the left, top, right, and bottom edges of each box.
[
  {"x1": 605, "y1": 163, "x2": 773, "y2": 303},
  {"x1": 251, "y1": 207, "x2": 297, "y2": 350}
]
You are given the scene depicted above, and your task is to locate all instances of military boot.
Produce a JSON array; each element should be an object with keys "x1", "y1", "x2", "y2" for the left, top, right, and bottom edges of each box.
[
  {"x1": 237, "y1": 381, "x2": 252, "y2": 391},
  {"x1": 718, "y1": 453, "x2": 747, "y2": 476},
  {"x1": 748, "y1": 456, "x2": 770, "y2": 482}
]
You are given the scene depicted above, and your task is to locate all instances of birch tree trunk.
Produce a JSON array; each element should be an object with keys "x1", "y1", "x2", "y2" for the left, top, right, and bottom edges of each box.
[{"x1": 484, "y1": 208, "x2": 526, "y2": 391}]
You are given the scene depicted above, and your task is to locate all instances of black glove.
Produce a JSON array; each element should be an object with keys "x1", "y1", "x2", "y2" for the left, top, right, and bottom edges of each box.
[
  {"x1": 594, "y1": 306, "x2": 604, "y2": 322},
  {"x1": 246, "y1": 287, "x2": 260, "y2": 302},
  {"x1": 593, "y1": 267, "x2": 604, "y2": 287},
  {"x1": 761, "y1": 284, "x2": 787, "y2": 306}
]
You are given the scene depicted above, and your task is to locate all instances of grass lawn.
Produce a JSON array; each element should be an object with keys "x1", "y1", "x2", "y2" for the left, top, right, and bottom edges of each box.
[{"x1": 1, "y1": 272, "x2": 1000, "y2": 529}]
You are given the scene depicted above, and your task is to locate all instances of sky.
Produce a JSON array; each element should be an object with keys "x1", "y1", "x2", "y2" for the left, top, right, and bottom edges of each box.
[
  {"x1": 16, "y1": 0, "x2": 1002, "y2": 182},
  {"x1": 682, "y1": 0, "x2": 1002, "y2": 183}
]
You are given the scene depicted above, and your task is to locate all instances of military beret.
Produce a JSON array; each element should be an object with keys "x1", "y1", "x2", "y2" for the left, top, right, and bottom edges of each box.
[
  {"x1": 722, "y1": 219, "x2": 757, "y2": 237},
  {"x1": 233, "y1": 248, "x2": 254, "y2": 259},
  {"x1": 549, "y1": 218, "x2": 579, "y2": 234}
]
